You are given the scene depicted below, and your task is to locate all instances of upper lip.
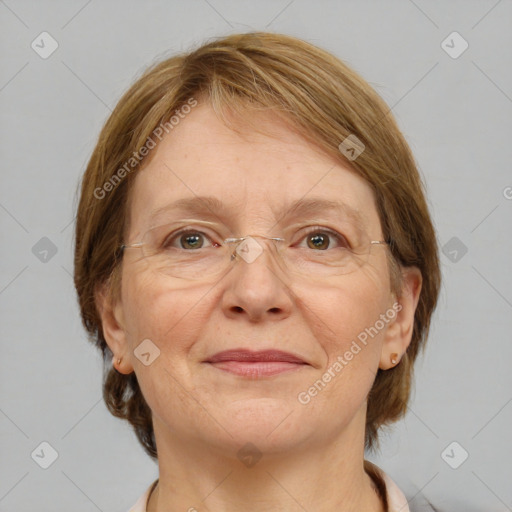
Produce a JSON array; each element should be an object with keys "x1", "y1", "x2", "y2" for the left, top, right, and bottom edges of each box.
[{"x1": 206, "y1": 349, "x2": 307, "y2": 364}]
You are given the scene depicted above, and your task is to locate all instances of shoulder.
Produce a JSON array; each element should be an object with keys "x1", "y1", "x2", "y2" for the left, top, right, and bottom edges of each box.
[
  {"x1": 365, "y1": 460, "x2": 410, "y2": 512},
  {"x1": 127, "y1": 480, "x2": 158, "y2": 512}
]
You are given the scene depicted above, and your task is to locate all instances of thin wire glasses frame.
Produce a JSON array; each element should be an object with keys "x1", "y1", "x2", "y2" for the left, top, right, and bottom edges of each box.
[{"x1": 119, "y1": 220, "x2": 389, "y2": 281}]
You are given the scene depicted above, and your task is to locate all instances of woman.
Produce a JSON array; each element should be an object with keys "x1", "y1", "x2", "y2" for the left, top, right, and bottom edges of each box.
[{"x1": 74, "y1": 32, "x2": 440, "y2": 511}]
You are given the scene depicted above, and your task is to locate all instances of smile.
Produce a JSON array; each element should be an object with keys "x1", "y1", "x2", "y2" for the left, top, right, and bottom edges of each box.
[{"x1": 204, "y1": 349, "x2": 309, "y2": 377}]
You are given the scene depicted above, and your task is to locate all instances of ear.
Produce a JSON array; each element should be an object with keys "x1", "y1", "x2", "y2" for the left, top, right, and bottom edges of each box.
[
  {"x1": 379, "y1": 266, "x2": 422, "y2": 370},
  {"x1": 95, "y1": 281, "x2": 134, "y2": 374}
]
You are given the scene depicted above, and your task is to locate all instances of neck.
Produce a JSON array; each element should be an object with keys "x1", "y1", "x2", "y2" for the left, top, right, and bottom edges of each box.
[{"x1": 147, "y1": 413, "x2": 385, "y2": 512}]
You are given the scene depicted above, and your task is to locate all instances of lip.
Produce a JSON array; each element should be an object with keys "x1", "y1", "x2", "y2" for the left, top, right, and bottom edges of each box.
[
  {"x1": 206, "y1": 349, "x2": 306, "y2": 364},
  {"x1": 205, "y1": 349, "x2": 308, "y2": 377}
]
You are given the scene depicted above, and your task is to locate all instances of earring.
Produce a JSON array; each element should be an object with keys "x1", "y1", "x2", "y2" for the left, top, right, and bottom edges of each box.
[
  {"x1": 390, "y1": 353, "x2": 399, "y2": 365},
  {"x1": 112, "y1": 356, "x2": 122, "y2": 369}
]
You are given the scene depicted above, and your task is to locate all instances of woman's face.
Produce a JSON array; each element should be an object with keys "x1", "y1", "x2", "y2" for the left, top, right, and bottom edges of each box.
[{"x1": 107, "y1": 103, "x2": 403, "y2": 456}]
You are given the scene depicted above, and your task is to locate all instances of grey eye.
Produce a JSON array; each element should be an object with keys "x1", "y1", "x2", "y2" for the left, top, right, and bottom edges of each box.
[
  {"x1": 162, "y1": 230, "x2": 216, "y2": 250},
  {"x1": 179, "y1": 232, "x2": 205, "y2": 250},
  {"x1": 299, "y1": 228, "x2": 350, "y2": 251}
]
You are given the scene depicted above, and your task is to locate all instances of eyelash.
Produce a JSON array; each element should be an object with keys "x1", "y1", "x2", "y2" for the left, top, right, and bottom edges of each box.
[
  {"x1": 299, "y1": 226, "x2": 350, "y2": 249},
  {"x1": 162, "y1": 226, "x2": 350, "y2": 250}
]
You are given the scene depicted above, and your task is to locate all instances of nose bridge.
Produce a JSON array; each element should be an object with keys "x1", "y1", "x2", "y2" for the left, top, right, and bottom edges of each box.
[
  {"x1": 230, "y1": 235, "x2": 284, "y2": 268},
  {"x1": 221, "y1": 234, "x2": 292, "y2": 321}
]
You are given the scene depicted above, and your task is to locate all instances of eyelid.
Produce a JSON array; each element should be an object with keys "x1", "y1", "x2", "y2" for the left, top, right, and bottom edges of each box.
[
  {"x1": 154, "y1": 220, "x2": 358, "y2": 246},
  {"x1": 294, "y1": 225, "x2": 351, "y2": 249},
  {"x1": 285, "y1": 218, "x2": 363, "y2": 234},
  {"x1": 286, "y1": 219, "x2": 357, "y2": 237},
  {"x1": 150, "y1": 219, "x2": 219, "y2": 232},
  {"x1": 160, "y1": 224, "x2": 222, "y2": 249}
]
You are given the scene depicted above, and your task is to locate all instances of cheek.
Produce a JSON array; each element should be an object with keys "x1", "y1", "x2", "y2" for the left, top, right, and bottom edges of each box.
[
  {"x1": 300, "y1": 264, "x2": 390, "y2": 345},
  {"x1": 119, "y1": 270, "x2": 214, "y2": 417},
  {"x1": 295, "y1": 270, "x2": 390, "y2": 395},
  {"x1": 120, "y1": 269, "x2": 208, "y2": 358}
]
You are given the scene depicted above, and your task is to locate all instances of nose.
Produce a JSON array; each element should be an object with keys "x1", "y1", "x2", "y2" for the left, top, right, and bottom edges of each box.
[{"x1": 220, "y1": 236, "x2": 293, "y2": 322}]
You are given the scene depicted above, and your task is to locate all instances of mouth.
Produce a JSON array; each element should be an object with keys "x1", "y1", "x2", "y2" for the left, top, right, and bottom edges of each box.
[{"x1": 204, "y1": 349, "x2": 309, "y2": 377}]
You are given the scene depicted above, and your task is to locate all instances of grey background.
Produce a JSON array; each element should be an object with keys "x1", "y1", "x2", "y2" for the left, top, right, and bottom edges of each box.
[{"x1": 1, "y1": 0, "x2": 511, "y2": 510}]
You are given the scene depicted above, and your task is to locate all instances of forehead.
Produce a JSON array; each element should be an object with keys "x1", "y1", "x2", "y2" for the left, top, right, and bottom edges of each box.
[{"x1": 128, "y1": 103, "x2": 381, "y2": 234}]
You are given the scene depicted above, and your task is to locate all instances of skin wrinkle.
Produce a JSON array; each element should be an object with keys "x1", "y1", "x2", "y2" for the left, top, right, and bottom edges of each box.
[
  {"x1": 72, "y1": 33, "x2": 441, "y2": 511},
  {"x1": 143, "y1": 196, "x2": 368, "y2": 237},
  {"x1": 100, "y1": 103, "x2": 420, "y2": 512}
]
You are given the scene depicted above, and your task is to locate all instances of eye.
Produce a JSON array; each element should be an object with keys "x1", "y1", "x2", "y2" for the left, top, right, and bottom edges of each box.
[
  {"x1": 297, "y1": 227, "x2": 350, "y2": 251},
  {"x1": 162, "y1": 229, "x2": 219, "y2": 250}
]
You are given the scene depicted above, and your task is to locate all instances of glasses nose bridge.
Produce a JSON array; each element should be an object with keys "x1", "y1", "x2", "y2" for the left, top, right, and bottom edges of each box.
[{"x1": 225, "y1": 234, "x2": 286, "y2": 265}]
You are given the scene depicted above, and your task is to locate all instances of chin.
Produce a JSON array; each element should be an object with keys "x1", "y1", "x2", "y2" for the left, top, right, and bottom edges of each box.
[{"x1": 215, "y1": 398, "x2": 308, "y2": 448}]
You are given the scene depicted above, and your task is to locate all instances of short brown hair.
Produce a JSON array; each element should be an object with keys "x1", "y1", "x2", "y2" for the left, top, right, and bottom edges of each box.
[{"x1": 74, "y1": 32, "x2": 441, "y2": 459}]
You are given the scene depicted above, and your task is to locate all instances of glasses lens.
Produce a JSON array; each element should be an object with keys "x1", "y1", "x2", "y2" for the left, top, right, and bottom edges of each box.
[
  {"x1": 141, "y1": 223, "x2": 230, "y2": 280},
  {"x1": 137, "y1": 223, "x2": 382, "y2": 280},
  {"x1": 281, "y1": 243, "x2": 371, "y2": 277},
  {"x1": 229, "y1": 236, "x2": 374, "y2": 278}
]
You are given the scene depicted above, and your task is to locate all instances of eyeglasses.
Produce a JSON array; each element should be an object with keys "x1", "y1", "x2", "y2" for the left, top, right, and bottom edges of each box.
[{"x1": 120, "y1": 220, "x2": 388, "y2": 281}]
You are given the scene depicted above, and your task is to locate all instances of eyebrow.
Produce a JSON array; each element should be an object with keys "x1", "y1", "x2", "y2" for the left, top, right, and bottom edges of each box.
[{"x1": 148, "y1": 195, "x2": 367, "y2": 231}]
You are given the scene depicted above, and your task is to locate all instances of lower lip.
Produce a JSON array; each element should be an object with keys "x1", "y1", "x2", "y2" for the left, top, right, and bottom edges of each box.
[{"x1": 207, "y1": 361, "x2": 307, "y2": 377}]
